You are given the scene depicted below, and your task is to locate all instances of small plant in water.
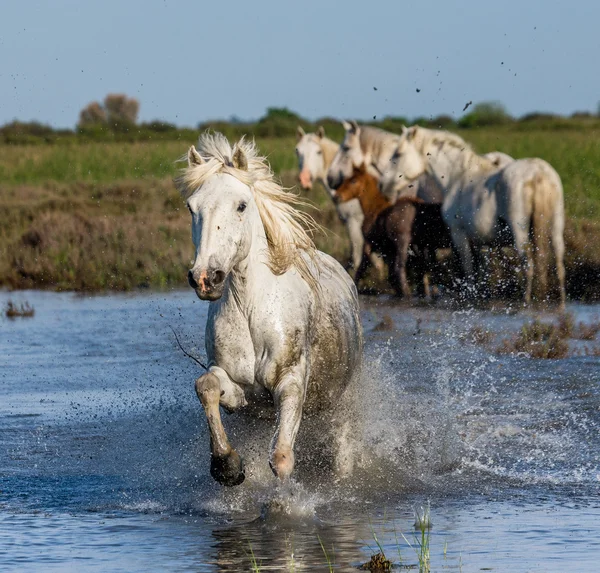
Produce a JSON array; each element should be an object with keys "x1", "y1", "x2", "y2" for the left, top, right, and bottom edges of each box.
[
  {"x1": 4, "y1": 301, "x2": 35, "y2": 318},
  {"x1": 413, "y1": 504, "x2": 432, "y2": 573},
  {"x1": 361, "y1": 523, "x2": 392, "y2": 571},
  {"x1": 247, "y1": 541, "x2": 262, "y2": 572},
  {"x1": 497, "y1": 318, "x2": 569, "y2": 359},
  {"x1": 317, "y1": 535, "x2": 335, "y2": 572}
]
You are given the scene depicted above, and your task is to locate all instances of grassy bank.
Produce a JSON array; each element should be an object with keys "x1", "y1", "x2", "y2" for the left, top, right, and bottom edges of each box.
[{"x1": 0, "y1": 128, "x2": 599, "y2": 297}]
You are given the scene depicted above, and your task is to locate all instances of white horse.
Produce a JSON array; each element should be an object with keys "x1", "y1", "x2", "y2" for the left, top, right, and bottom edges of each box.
[
  {"x1": 379, "y1": 126, "x2": 566, "y2": 305},
  {"x1": 326, "y1": 120, "x2": 444, "y2": 204},
  {"x1": 176, "y1": 133, "x2": 363, "y2": 486},
  {"x1": 296, "y1": 125, "x2": 367, "y2": 271}
]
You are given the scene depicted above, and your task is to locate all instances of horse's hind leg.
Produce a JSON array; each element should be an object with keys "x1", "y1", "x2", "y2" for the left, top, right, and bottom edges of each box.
[
  {"x1": 552, "y1": 221, "x2": 566, "y2": 309},
  {"x1": 195, "y1": 367, "x2": 247, "y2": 486},
  {"x1": 270, "y1": 377, "x2": 304, "y2": 481}
]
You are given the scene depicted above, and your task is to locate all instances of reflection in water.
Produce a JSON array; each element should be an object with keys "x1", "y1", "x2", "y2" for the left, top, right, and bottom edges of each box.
[{"x1": 0, "y1": 290, "x2": 599, "y2": 571}]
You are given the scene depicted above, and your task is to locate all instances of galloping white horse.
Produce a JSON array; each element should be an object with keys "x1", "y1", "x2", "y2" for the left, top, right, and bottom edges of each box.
[
  {"x1": 379, "y1": 126, "x2": 566, "y2": 305},
  {"x1": 176, "y1": 132, "x2": 363, "y2": 486},
  {"x1": 296, "y1": 125, "x2": 367, "y2": 271},
  {"x1": 326, "y1": 120, "x2": 444, "y2": 204}
]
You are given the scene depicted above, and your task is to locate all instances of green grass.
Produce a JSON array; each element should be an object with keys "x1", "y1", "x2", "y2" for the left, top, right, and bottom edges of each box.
[
  {"x1": 1, "y1": 128, "x2": 600, "y2": 293},
  {"x1": 2, "y1": 129, "x2": 599, "y2": 219}
]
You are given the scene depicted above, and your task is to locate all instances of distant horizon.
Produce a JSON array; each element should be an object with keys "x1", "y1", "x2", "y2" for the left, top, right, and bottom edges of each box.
[{"x1": 3, "y1": 99, "x2": 599, "y2": 131}]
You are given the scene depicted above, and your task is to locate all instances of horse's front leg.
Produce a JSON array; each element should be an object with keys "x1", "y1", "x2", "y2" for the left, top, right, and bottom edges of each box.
[
  {"x1": 195, "y1": 366, "x2": 247, "y2": 487},
  {"x1": 269, "y1": 377, "x2": 304, "y2": 481}
]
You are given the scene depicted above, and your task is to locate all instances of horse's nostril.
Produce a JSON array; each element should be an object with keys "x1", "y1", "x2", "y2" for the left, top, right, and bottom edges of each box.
[
  {"x1": 213, "y1": 270, "x2": 226, "y2": 285},
  {"x1": 188, "y1": 270, "x2": 198, "y2": 288}
]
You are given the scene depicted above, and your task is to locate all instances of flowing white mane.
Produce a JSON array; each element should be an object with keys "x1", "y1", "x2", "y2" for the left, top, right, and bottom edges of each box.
[
  {"x1": 176, "y1": 132, "x2": 321, "y2": 293},
  {"x1": 409, "y1": 126, "x2": 495, "y2": 173}
]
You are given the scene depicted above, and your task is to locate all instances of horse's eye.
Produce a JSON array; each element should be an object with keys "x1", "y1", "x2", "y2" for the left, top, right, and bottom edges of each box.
[
  {"x1": 316, "y1": 150, "x2": 322, "y2": 155},
  {"x1": 237, "y1": 202, "x2": 247, "y2": 213},
  {"x1": 342, "y1": 145, "x2": 350, "y2": 152}
]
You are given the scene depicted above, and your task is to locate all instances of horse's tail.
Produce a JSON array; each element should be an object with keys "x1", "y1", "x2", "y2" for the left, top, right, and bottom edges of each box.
[{"x1": 530, "y1": 166, "x2": 561, "y2": 300}]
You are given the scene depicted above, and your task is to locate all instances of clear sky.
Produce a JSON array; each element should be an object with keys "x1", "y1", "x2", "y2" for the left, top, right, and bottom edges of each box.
[{"x1": 1, "y1": 0, "x2": 599, "y2": 128}]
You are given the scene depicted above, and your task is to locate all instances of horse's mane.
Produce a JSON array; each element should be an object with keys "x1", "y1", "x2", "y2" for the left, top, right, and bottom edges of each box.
[
  {"x1": 409, "y1": 127, "x2": 495, "y2": 173},
  {"x1": 176, "y1": 132, "x2": 321, "y2": 294}
]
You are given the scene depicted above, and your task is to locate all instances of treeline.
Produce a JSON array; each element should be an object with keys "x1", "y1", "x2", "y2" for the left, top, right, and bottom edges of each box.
[{"x1": 3, "y1": 100, "x2": 600, "y2": 145}]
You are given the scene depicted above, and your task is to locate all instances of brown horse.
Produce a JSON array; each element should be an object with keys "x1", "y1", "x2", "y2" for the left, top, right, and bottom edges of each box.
[{"x1": 333, "y1": 164, "x2": 453, "y2": 297}]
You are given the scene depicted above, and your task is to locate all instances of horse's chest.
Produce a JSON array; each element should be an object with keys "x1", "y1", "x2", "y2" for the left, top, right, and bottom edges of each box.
[{"x1": 208, "y1": 306, "x2": 255, "y2": 386}]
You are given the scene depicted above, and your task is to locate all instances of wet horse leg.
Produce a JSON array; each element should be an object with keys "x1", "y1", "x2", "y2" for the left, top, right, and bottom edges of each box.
[
  {"x1": 269, "y1": 377, "x2": 304, "y2": 481},
  {"x1": 195, "y1": 366, "x2": 247, "y2": 486},
  {"x1": 343, "y1": 210, "x2": 366, "y2": 273},
  {"x1": 390, "y1": 232, "x2": 412, "y2": 297},
  {"x1": 353, "y1": 248, "x2": 371, "y2": 288}
]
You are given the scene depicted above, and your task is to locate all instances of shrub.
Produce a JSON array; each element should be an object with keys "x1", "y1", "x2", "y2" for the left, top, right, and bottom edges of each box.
[{"x1": 458, "y1": 101, "x2": 513, "y2": 128}]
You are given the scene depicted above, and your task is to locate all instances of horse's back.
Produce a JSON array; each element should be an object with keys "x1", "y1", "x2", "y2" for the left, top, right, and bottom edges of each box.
[{"x1": 497, "y1": 158, "x2": 564, "y2": 217}]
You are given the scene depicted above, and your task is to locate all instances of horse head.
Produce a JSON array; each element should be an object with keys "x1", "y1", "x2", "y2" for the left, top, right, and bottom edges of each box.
[
  {"x1": 379, "y1": 126, "x2": 427, "y2": 199},
  {"x1": 327, "y1": 120, "x2": 365, "y2": 190},
  {"x1": 185, "y1": 145, "x2": 255, "y2": 301},
  {"x1": 296, "y1": 125, "x2": 326, "y2": 190},
  {"x1": 332, "y1": 163, "x2": 371, "y2": 203}
]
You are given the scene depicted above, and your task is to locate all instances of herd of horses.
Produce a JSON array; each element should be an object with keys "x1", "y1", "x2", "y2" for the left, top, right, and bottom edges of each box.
[
  {"x1": 297, "y1": 121, "x2": 566, "y2": 306},
  {"x1": 177, "y1": 127, "x2": 566, "y2": 487}
]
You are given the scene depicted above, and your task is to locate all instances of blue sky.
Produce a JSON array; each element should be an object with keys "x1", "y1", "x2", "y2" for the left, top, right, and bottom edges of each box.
[{"x1": 1, "y1": 0, "x2": 599, "y2": 128}]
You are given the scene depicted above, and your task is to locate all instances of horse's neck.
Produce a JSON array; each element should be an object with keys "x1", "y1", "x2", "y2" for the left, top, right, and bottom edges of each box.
[
  {"x1": 428, "y1": 143, "x2": 494, "y2": 194},
  {"x1": 319, "y1": 137, "x2": 339, "y2": 181},
  {"x1": 361, "y1": 128, "x2": 400, "y2": 173},
  {"x1": 229, "y1": 216, "x2": 272, "y2": 307},
  {"x1": 357, "y1": 180, "x2": 391, "y2": 232}
]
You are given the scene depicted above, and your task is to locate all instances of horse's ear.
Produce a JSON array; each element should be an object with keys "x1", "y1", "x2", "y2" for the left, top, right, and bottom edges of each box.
[
  {"x1": 188, "y1": 145, "x2": 204, "y2": 166},
  {"x1": 342, "y1": 120, "x2": 352, "y2": 131},
  {"x1": 296, "y1": 125, "x2": 305, "y2": 141},
  {"x1": 349, "y1": 120, "x2": 359, "y2": 134},
  {"x1": 232, "y1": 144, "x2": 248, "y2": 171},
  {"x1": 406, "y1": 126, "x2": 418, "y2": 141},
  {"x1": 356, "y1": 163, "x2": 367, "y2": 174},
  {"x1": 316, "y1": 126, "x2": 325, "y2": 139},
  {"x1": 401, "y1": 125, "x2": 408, "y2": 135}
]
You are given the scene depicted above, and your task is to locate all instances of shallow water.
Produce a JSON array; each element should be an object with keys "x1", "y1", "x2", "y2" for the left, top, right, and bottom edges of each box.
[{"x1": 1, "y1": 290, "x2": 599, "y2": 572}]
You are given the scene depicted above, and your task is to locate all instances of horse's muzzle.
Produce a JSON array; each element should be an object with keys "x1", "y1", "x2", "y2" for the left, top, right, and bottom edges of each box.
[
  {"x1": 298, "y1": 169, "x2": 312, "y2": 190},
  {"x1": 327, "y1": 172, "x2": 341, "y2": 190},
  {"x1": 188, "y1": 268, "x2": 226, "y2": 301}
]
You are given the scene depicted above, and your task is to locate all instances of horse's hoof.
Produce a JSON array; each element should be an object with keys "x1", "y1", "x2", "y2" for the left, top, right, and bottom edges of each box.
[
  {"x1": 210, "y1": 450, "x2": 245, "y2": 487},
  {"x1": 269, "y1": 447, "x2": 295, "y2": 481}
]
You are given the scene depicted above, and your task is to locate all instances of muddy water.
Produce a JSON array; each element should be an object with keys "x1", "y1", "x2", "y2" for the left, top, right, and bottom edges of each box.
[{"x1": 1, "y1": 290, "x2": 599, "y2": 572}]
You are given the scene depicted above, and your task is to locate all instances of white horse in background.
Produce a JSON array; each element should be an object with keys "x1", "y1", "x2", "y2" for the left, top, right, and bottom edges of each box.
[
  {"x1": 296, "y1": 126, "x2": 368, "y2": 272},
  {"x1": 176, "y1": 132, "x2": 363, "y2": 486},
  {"x1": 379, "y1": 126, "x2": 565, "y2": 305},
  {"x1": 326, "y1": 120, "x2": 443, "y2": 204}
]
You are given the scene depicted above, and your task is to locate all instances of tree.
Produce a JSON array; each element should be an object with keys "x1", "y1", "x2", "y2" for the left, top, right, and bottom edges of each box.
[
  {"x1": 78, "y1": 101, "x2": 106, "y2": 127},
  {"x1": 104, "y1": 94, "x2": 139, "y2": 125},
  {"x1": 77, "y1": 94, "x2": 139, "y2": 130}
]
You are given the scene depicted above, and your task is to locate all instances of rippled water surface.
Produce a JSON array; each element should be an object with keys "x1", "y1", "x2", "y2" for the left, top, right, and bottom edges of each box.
[{"x1": 1, "y1": 290, "x2": 599, "y2": 572}]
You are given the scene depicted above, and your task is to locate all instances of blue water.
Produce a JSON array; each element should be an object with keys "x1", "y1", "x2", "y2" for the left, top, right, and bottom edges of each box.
[{"x1": 1, "y1": 290, "x2": 599, "y2": 572}]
